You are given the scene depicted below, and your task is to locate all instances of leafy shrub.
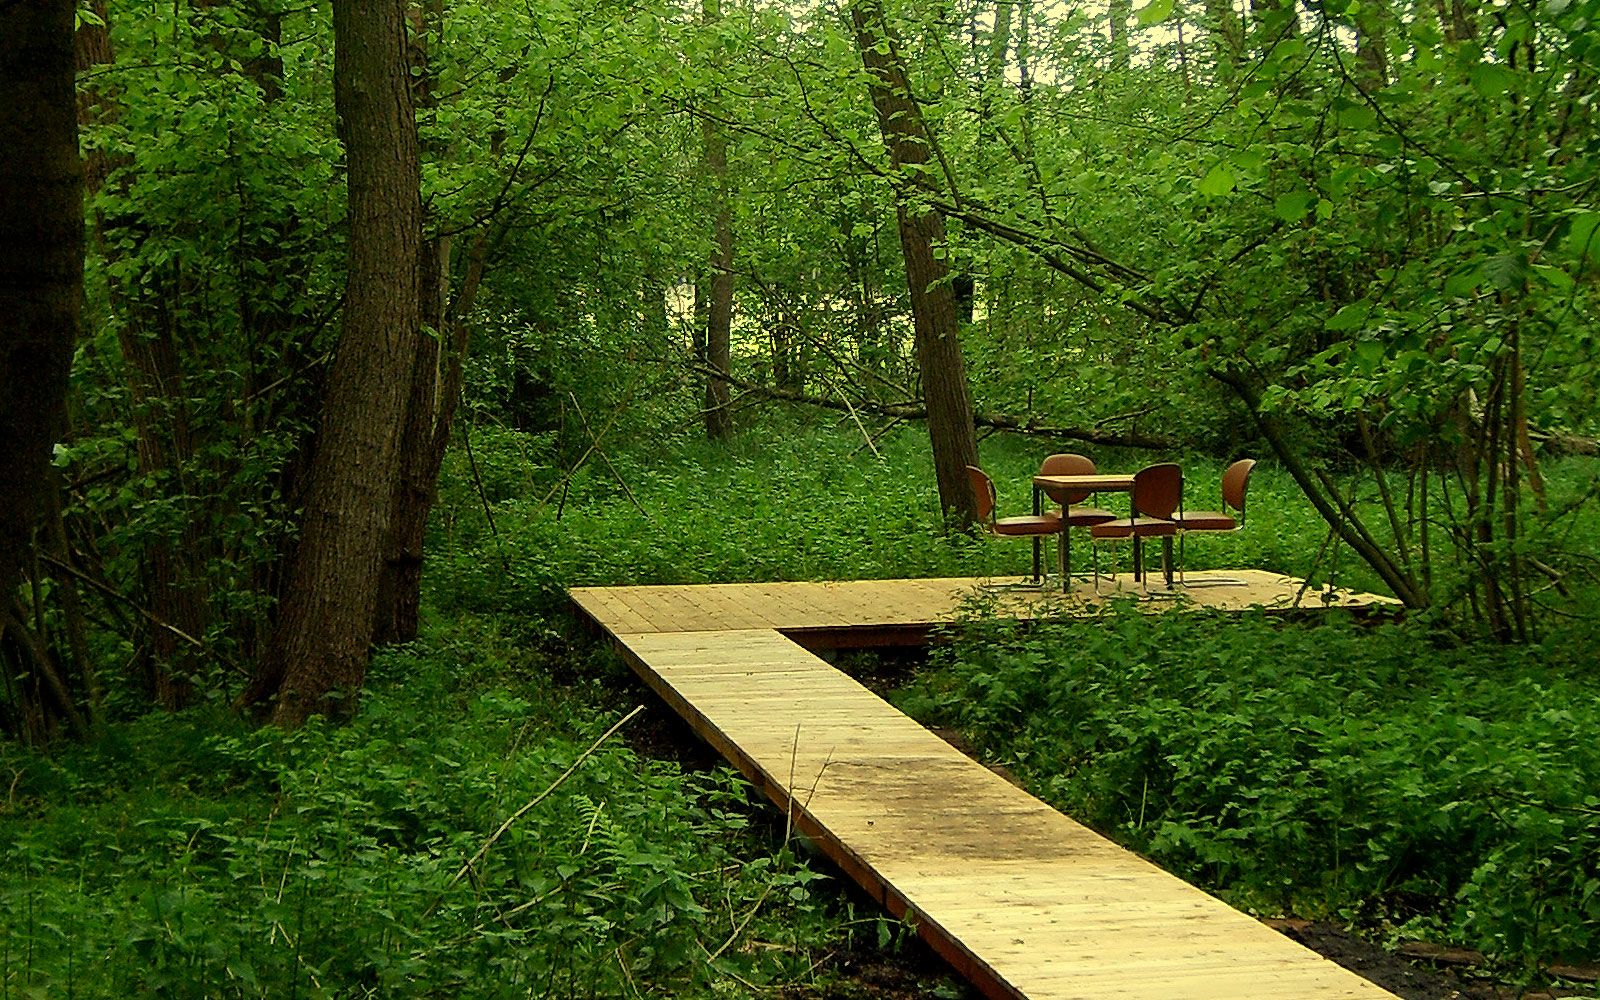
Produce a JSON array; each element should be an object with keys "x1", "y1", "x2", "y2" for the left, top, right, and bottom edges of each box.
[{"x1": 0, "y1": 620, "x2": 838, "y2": 998}]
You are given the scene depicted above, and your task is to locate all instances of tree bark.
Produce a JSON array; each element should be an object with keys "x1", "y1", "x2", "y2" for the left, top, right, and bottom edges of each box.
[
  {"x1": 253, "y1": 0, "x2": 422, "y2": 726},
  {"x1": 700, "y1": 0, "x2": 735, "y2": 442},
  {"x1": 1203, "y1": 0, "x2": 1244, "y2": 81},
  {"x1": 375, "y1": 229, "x2": 487, "y2": 645},
  {"x1": 0, "y1": 0, "x2": 82, "y2": 606},
  {"x1": 1109, "y1": 0, "x2": 1132, "y2": 71},
  {"x1": 850, "y1": 0, "x2": 980, "y2": 526},
  {"x1": 1353, "y1": 0, "x2": 1389, "y2": 87}
]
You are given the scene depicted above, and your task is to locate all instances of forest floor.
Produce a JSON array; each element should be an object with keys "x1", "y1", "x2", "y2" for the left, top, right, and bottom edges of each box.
[{"x1": 622, "y1": 650, "x2": 1592, "y2": 1000}]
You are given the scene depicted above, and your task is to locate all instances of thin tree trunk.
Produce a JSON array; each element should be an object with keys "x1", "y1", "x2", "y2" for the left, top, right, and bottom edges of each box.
[
  {"x1": 1203, "y1": 0, "x2": 1244, "y2": 81},
  {"x1": 850, "y1": 0, "x2": 980, "y2": 525},
  {"x1": 1353, "y1": 0, "x2": 1389, "y2": 88},
  {"x1": 253, "y1": 0, "x2": 422, "y2": 726},
  {"x1": 1109, "y1": 0, "x2": 1131, "y2": 71},
  {"x1": 700, "y1": 0, "x2": 735, "y2": 442},
  {"x1": 0, "y1": 0, "x2": 82, "y2": 606},
  {"x1": 376, "y1": 229, "x2": 487, "y2": 645}
]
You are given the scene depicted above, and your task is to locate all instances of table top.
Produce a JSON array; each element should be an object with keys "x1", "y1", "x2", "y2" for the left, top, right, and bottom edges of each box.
[{"x1": 1032, "y1": 473, "x2": 1136, "y2": 491}]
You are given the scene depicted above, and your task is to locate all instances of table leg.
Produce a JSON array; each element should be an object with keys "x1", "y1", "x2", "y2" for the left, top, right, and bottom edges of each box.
[{"x1": 1031, "y1": 485, "x2": 1042, "y2": 583}]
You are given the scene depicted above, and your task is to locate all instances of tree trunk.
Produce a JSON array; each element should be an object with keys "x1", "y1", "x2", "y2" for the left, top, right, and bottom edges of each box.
[
  {"x1": 375, "y1": 229, "x2": 487, "y2": 645},
  {"x1": 1203, "y1": 0, "x2": 1244, "y2": 81},
  {"x1": 850, "y1": 0, "x2": 980, "y2": 526},
  {"x1": 253, "y1": 0, "x2": 421, "y2": 726},
  {"x1": 1109, "y1": 0, "x2": 1132, "y2": 71},
  {"x1": 1353, "y1": 0, "x2": 1389, "y2": 87},
  {"x1": 0, "y1": 0, "x2": 82, "y2": 605},
  {"x1": 700, "y1": 0, "x2": 735, "y2": 442}
]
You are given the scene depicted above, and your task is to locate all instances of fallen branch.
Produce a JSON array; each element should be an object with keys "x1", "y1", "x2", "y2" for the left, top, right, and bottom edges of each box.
[{"x1": 698, "y1": 368, "x2": 1175, "y2": 450}]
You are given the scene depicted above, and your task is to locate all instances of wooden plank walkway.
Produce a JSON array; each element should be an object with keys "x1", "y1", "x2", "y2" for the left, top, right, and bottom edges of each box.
[{"x1": 571, "y1": 576, "x2": 1402, "y2": 1000}]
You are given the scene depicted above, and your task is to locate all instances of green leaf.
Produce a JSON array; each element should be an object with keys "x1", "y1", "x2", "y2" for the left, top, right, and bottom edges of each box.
[
  {"x1": 1325, "y1": 301, "x2": 1372, "y2": 332},
  {"x1": 1274, "y1": 191, "x2": 1315, "y2": 223},
  {"x1": 1137, "y1": 0, "x2": 1176, "y2": 26},
  {"x1": 1337, "y1": 106, "x2": 1376, "y2": 130},
  {"x1": 1566, "y1": 212, "x2": 1600, "y2": 264},
  {"x1": 1444, "y1": 264, "x2": 1482, "y2": 298},
  {"x1": 1197, "y1": 164, "x2": 1236, "y2": 197},
  {"x1": 1469, "y1": 63, "x2": 1517, "y2": 98},
  {"x1": 1482, "y1": 252, "x2": 1528, "y2": 291},
  {"x1": 1530, "y1": 264, "x2": 1575, "y2": 291}
]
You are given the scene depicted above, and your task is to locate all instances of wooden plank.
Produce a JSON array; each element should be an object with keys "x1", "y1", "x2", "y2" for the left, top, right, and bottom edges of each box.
[{"x1": 568, "y1": 577, "x2": 1403, "y2": 1000}]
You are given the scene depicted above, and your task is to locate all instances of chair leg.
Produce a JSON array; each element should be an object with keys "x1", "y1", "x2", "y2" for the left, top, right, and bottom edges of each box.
[{"x1": 1060, "y1": 529, "x2": 1070, "y2": 593}]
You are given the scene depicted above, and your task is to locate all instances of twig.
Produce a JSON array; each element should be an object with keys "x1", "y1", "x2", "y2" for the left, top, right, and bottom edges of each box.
[
  {"x1": 462, "y1": 417, "x2": 512, "y2": 573},
  {"x1": 568, "y1": 392, "x2": 651, "y2": 519},
  {"x1": 443, "y1": 705, "x2": 644, "y2": 895},
  {"x1": 37, "y1": 553, "x2": 207, "y2": 652}
]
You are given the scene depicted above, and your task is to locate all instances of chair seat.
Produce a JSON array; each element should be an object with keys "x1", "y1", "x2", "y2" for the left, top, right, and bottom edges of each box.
[
  {"x1": 1062, "y1": 505, "x2": 1116, "y2": 526},
  {"x1": 1171, "y1": 510, "x2": 1237, "y2": 531},
  {"x1": 993, "y1": 514, "x2": 1063, "y2": 536},
  {"x1": 1091, "y1": 516, "x2": 1178, "y2": 539}
]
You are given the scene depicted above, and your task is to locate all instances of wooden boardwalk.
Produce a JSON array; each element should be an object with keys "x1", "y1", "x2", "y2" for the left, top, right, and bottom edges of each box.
[{"x1": 570, "y1": 575, "x2": 1401, "y2": 1000}]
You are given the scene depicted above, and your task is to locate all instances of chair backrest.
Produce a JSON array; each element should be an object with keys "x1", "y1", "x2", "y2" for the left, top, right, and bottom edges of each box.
[
  {"x1": 965, "y1": 465, "x2": 997, "y2": 525},
  {"x1": 1037, "y1": 453, "x2": 1096, "y2": 505},
  {"x1": 1221, "y1": 458, "x2": 1256, "y2": 522},
  {"x1": 1132, "y1": 463, "x2": 1183, "y2": 520}
]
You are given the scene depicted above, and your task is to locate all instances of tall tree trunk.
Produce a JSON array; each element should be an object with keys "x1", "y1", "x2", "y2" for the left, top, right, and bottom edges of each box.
[
  {"x1": 252, "y1": 0, "x2": 422, "y2": 726},
  {"x1": 850, "y1": 0, "x2": 980, "y2": 526},
  {"x1": 1109, "y1": 0, "x2": 1132, "y2": 71},
  {"x1": 976, "y1": 0, "x2": 1011, "y2": 148},
  {"x1": 375, "y1": 229, "x2": 487, "y2": 645},
  {"x1": 76, "y1": 3, "x2": 203, "y2": 703},
  {"x1": 1353, "y1": 0, "x2": 1389, "y2": 87},
  {"x1": 0, "y1": 0, "x2": 82, "y2": 606},
  {"x1": 1203, "y1": 0, "x2": 1244, "y2": 81},
  {"x1": 700, "y1": 0, "x2": 735, "y2": 442},
  {"x1": 373, "y1": 0, "x2": 473, "y2": 647}
]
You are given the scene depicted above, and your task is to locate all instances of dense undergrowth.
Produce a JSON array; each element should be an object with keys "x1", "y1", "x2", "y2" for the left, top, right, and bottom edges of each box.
[
  {"x1": 898, "y1": 606, "x2": 1600, "y2": 981},
  {"x1": 0, "y1": 616, "x2": 874, "y2": 998},
  {"x1": 4, "y1": 415, "x2": 1598, "y2": 996}
]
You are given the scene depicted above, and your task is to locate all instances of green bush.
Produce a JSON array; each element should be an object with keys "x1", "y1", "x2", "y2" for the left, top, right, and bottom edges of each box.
[{"x1": 0, "y1": 620, "x2": 839, "y2": 998}]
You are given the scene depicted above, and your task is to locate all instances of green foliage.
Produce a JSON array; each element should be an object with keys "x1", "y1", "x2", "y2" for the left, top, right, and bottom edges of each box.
[
  {"x1": 898, "y1": 607, "x2": 1600, "y2": 970},
  {"x1": 0, "y1": 619, "x2": 842, "y2": 998}
]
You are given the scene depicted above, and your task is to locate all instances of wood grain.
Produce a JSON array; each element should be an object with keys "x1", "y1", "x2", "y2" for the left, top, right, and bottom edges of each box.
[{"x1": 571, "y1": 578, "x2": 1402, "y2": 1000}]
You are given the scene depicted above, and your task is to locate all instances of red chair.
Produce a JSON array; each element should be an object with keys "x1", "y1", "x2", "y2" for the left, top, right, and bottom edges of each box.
[
  {"x1": 1036, "y1": 453, "x2": 1117, "y2": 591},
  {"x1": 1169, "y1": 459, "x2": 1256, "y2": 585},
  {"x1": 966, "y1": 465, "x2": 1063, "y2": 586},
  {"x1": 1089, "y1": 463, "x2": 1182, "y2": 592}
]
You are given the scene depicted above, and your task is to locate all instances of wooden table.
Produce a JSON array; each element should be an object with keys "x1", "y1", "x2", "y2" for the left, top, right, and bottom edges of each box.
[
  {"x1": 1030, "y1": 472, "x2": 1143, "y2": 591},
  {"x1": 1030, "y1": 470, "x2": 1184, "y2": 588},
  {"x1": 1031, "y1": 472, "x2": 1136, "y2": 504}
]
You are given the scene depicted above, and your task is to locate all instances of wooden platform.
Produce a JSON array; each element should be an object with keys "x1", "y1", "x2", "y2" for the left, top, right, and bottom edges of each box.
[
  {"x1": 570, "y1": 575, "x2": 1401, "y2": 1000},
  {"x1": 574, "y1": 570, "x2": 1397, "y2": 647}
]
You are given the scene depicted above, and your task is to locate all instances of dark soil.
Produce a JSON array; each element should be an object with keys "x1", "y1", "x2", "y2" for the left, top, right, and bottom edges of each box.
[{"x1": 1273, "y1": 920, "x2": 1501, "y2": 1000}]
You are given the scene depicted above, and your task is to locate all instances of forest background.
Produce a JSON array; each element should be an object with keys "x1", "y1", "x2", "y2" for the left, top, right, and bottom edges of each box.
[{"x1": 1, "y1": 0, "x2": 1599, "y2": 994}]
